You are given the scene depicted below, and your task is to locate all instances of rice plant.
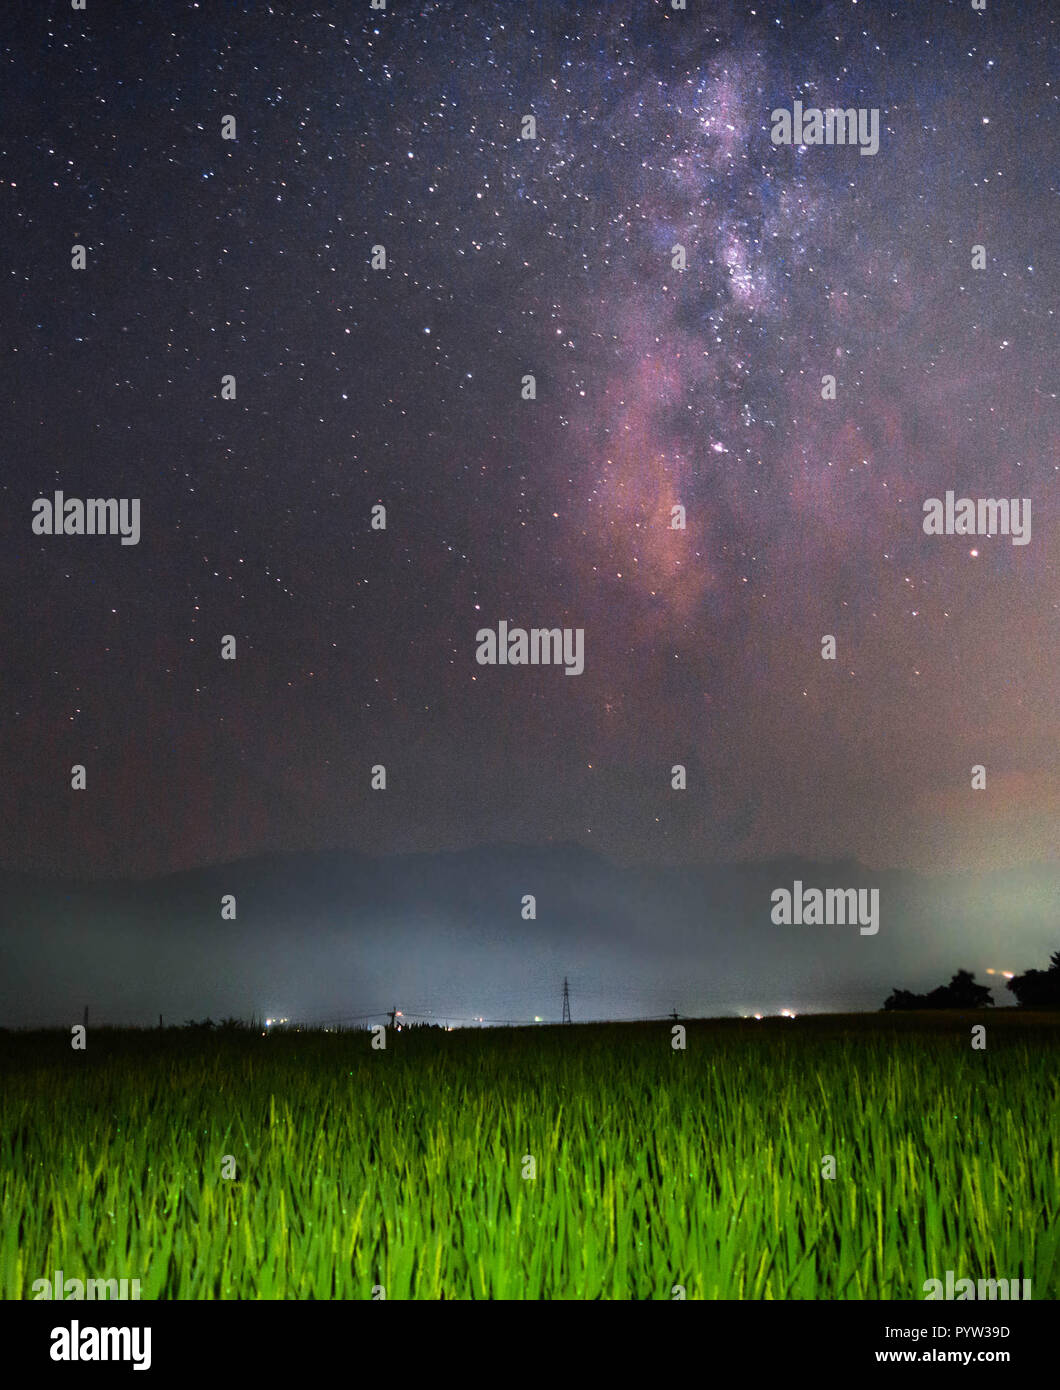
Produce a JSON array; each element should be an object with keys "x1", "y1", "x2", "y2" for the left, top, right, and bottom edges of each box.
[{"x1": 1, "y1": 1014, "x2": 1056, "y2": 1300}]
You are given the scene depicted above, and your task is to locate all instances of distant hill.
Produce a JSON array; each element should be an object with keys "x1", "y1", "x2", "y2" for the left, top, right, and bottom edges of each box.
[{"x1": 0, "y1": 845, "x2": 1056, "y2": 1026}]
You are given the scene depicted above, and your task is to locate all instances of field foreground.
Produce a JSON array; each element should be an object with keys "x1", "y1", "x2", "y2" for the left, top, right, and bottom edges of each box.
[{"x1": 1, "y1": 1013, "x2": 1057, "y2": 1299}]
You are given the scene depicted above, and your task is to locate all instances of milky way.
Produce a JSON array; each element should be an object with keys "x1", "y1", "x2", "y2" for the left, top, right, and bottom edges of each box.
[{"x1": 2, "y1": 0, "x2": 1056, "y2": 877}]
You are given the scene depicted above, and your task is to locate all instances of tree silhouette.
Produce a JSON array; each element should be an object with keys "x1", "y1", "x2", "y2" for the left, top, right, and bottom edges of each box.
[
  {"x1": 1007, "y1": 948, "x2": 1060, "y2": 1009},
  {"x1": 932, "y1": 969, "x2": 993, "y2": 1009},
  {"x1": 883, "y1": 969, "x2": 993, "y2": 1010},
  {"x1": 883, "y1": 987, "x2": 924, "y2": 1011}
]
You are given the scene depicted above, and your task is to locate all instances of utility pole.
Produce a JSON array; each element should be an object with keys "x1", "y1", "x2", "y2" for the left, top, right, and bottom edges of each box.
[
  {"x1": 387, "y1": 1006, "x2": 396, "y2": 1029},
  {"x1": 561, "y1": 977, "x2": 571, "y2": 1024}
]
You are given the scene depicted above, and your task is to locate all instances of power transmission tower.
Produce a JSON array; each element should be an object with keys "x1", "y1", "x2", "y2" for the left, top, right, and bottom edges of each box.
[{"x1": 561, "y1": 977, "x2": 571, "y2": 1024}]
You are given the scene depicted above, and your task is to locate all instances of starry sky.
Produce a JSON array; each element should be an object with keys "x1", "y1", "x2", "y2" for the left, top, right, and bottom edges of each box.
[{"x1": 2, "y1": 0, "x2": 1057, "y2": 882}]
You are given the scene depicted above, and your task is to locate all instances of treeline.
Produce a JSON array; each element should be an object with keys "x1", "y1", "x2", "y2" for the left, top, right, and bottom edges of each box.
[{"x1": 884, "y1": 949, "x2": 1060, "y2": 1010}]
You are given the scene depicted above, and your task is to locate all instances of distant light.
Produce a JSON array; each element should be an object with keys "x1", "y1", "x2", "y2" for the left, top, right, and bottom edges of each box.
[
  {"x1": 753, "y1": 1014, "x2": 763, "y2": 1021},
  {"x1": 1002, "y1": 971, "x2": 1014, "y2": 980},
  {"x1": 534, "y1": 1016, "x2": 542, "y2": 1022}
]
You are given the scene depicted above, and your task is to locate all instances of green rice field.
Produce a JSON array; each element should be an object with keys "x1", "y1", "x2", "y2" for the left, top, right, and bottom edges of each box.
[{"x1": 1, "y1": 1013, "x2": 1057, "y2": 1299}]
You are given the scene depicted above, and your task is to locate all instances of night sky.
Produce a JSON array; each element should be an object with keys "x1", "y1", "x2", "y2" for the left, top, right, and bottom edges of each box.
[{"x1": 2, "y1": 0, "x2": 1056, "y2": 887}]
